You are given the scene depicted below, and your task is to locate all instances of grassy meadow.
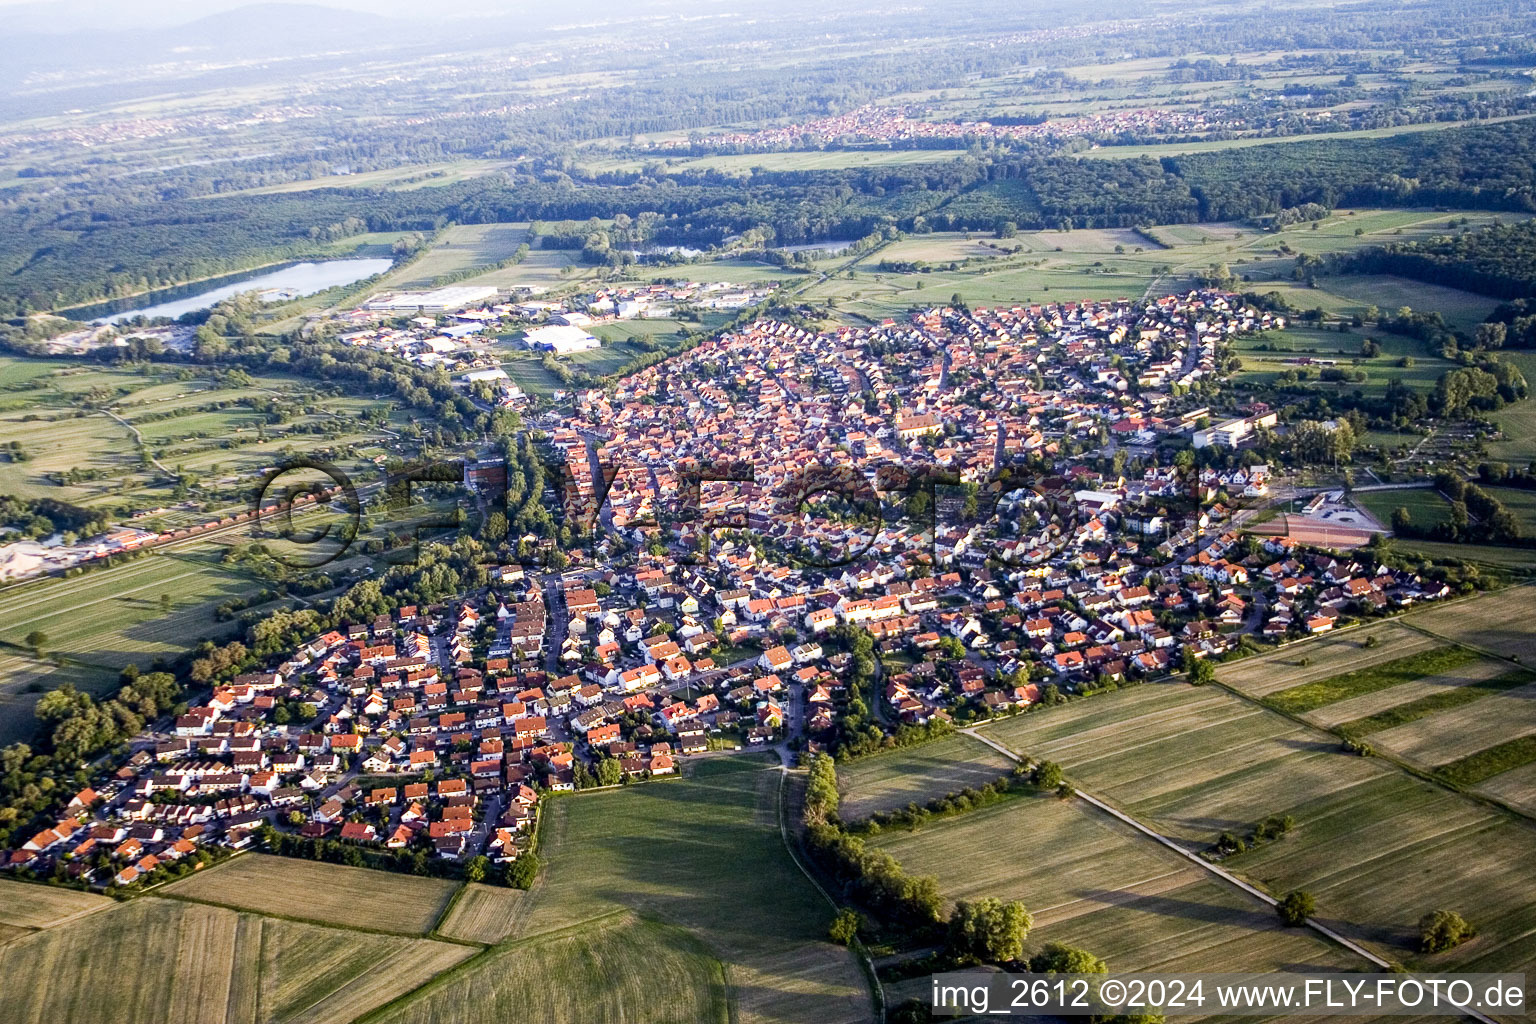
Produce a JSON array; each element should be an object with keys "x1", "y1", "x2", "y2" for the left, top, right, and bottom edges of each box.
[{"x1": 837, "y1": 733, "x2": 1016, "y2": 820}]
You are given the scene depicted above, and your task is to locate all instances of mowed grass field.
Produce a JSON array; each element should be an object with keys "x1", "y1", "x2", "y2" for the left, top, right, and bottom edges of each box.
[
  {"x1": 0, "y1": 879, "x2": 113, "y2": 940},
  {"x1": 160, "y1": 854, "x2": 460, "y2": 935},
  {"x1": 979, "y1": 681, "x2": 1536, "y2": 973},
  {"x1": 789, "y1": 208, "x2": 1513, "y2": 326},
  {"x1": 0, "y1": 545, "x2": 258, "y2": 744},
  {"x1": 0, "y1": 358, "x2": 403, "y2": 514},
  {"x1": 869, "y1": 791, "x2": 1362, "y2": 974},
  {"x1": 0, "y1": 894, "x2": 475, "y2": 1024},
  {"x1": 837, "y1": 733, "x2": 1016, "y2": 820},
  {"x1": 435, "y1": 882, "x2": 526, "y2": 945},
  {"x1": 373, "y1": 222, "x2": 531, "y2": 290},
  {"x1": 1214, "y1": 621, "x2": 1437, "y2": 699},
  {"x1": 379, "y1": 912, "x2": 729, "y2": 1024},
  {"x1": 484, "y1": 755, "x2": 871, "y2": 1024},
  {"x1": 1355, "y1": 487, "x2": 1454, "y2": 530}
]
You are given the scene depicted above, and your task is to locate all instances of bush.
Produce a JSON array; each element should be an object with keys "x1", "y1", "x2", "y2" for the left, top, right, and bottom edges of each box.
[
  {"x1": 1419, "y1": 910, "x2": 1472, "y2": 953},
  {"x1": 1277, "y1": 890, "x2": 1315, "y2": 926},
  {"x1": 828, "y1": 907, "x2": 861, "y2": 946}
]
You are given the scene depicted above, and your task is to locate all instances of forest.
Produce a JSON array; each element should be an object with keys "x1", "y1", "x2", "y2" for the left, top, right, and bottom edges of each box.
[
  {"x1": 1334, "y1": 220, "x2": 1536, "y2": 301},
  {"x1": 8, "y1": 94, "x2": 1536, "y2": 318}
]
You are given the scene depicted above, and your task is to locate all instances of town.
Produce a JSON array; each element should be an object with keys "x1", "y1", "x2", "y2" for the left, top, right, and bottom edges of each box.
[{"x1": 6, "y1": 290, "x2": 1460, "y2": 889}]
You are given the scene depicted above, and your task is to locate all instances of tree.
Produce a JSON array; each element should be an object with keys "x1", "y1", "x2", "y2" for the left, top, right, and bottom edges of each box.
[
  {"x1": 23, "y1": 630, "x2": 47, "y2": 658},
  {"x1": 464, "y1": 855, "x2": 489, "y2": 884},
  {"x1": 507, "y1": 851, "x2": 540, "y2": 889},
  {"x1": 828, "y1": 908, "x2": 861, "y2": 946},
  {"x1": 1418, "y1": 910, "x2": 1472, "y2": 953},
  {"x1": 948, "y1": 897, "x2": 1033, "y2": 964},
  {"x1": 596, "y1": 756, "x2": 623, "y2": 787},
  {"x1": 1277, "y1": 890, "x2": 1315, "y2": 926},
  {"x1": 1029, "y1": 942, "x2": 1108, "y2": 974},
  {"x1": 1391, "y1": 507, "x2": 1412, "y2": 534},
  {"x1": 1183, "y1": 648, "x2": 1215, "y2": 686},
  {"x1": 1033, "y1": 760, "x2": 1063, "y2": 790}
]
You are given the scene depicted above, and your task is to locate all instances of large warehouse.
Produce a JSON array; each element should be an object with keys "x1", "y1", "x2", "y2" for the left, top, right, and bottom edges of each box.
[{"x1": 524, "y1": 324, "x2": 601, "y2": 354}]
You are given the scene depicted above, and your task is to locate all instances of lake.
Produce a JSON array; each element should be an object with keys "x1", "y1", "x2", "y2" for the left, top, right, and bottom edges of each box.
[{"x1": 66, "y1": 258, "x2": 395, "y2": 324}]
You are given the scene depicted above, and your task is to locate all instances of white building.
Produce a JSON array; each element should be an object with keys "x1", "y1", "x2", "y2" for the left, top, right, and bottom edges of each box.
[{"x1": 525, "y1": 324, "x2": 601, "y2": 354}]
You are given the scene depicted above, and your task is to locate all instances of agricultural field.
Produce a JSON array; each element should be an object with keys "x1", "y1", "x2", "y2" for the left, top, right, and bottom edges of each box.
[
  {"x1": 501, "y1": 755, "x2": 871, "y2": 1024},
  {"x1": 235, "y1": 160, "x2": 513, "y2": 196},
  {"x1": 435, "y1": 882, "x2": 526, "y2": 944},
  {"x1": 0, "y1": 879, "x2": 113, "y2": 934},
  {"x1": 379, "y1": 912, "x2": 729, "y2": 1024},
  {"x1": 1214, "y1": 621, "x2": 1436, "y2": 699},
  {"x1": 0, "y1": 358, "x2": 406, "y2": 520},
  {"x1": 869, "y1": 790, "x2": 1361, "y2": 974},
  {"x1": 980, "y1": 681, "x2": 1536, "y2": 973},
  {"x1": 449, "y1": 247, "x2": 589, "y2": 293},
  {"x1": 1082, "y1": 114, "x2": 1536, "y2": 159},
  {"x1": 837, "y1": 733, "x2": 1016, "y2": 820},
  {"x1": 0, "y1": 894, "x2": 474, "y2": 1024},
  {"x1": 159, "y1": 854, "x2": 460, "y2": 936},
  {"x1": 372, "y1": 223, "x2": 531, "y2": 291},
  {"x1": 1405, "y1": 585, "x2": 1536, "y2": 660},
  {"x1": 784, "y1": 208, "x2": 1516, "y2": 327},
  {"x1": 1258, "y1": 645, "x2": 1482, "y2": 715}
]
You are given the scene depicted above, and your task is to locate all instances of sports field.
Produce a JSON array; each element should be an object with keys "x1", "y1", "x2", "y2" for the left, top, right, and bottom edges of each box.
[
  {"x1": 869, "y1": 791, "x2": 1361, "y2": 973},
  {"x1": 160, "y1": 854, "x2": 460, "y2": 936},
  {"x1": 837, "y1": 733, "x2": 1016, "y2": 820},
  {"x1": 980, "y1": 681, "x2": 1536, "y2": 973}
]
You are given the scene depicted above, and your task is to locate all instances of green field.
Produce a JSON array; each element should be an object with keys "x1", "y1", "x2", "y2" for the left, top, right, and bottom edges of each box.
[
  {"x1": 869, "y1": 791, "x2": 1361, "y2": 973},
  {"x1": 979, "y1": 681, "x2": 1536, "y2": 973},
  {"x1": 1078, "y1": 115, "x2": 1536, "y2": 160},
  {"x1": 380, "y1": 913, "x2": 730, "y2": 1024},
  {"x1": 837, "y1": 733, "x2": 1016, "y2": 820},
  {"x1": 0, "y1": 893, "x2": 475, "y2": 1024},
  {"x1": 373, "y1": 223, "x2": 531, "y2": 290},
  {"x1": 493, "y1": 755, "x2": 871, "y2": 1024},
  {"x1": 1262, "y1": 646, "x2": 1483, "y2": 714},
  {"x1": 1354, "y1": 487, "x2": 1454, "y2": 531}
]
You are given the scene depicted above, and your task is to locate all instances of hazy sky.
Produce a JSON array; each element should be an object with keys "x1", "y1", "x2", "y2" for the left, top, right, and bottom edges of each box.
[{"x1": 3, "y1": 0, "x2": 516, "y2": 29}]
